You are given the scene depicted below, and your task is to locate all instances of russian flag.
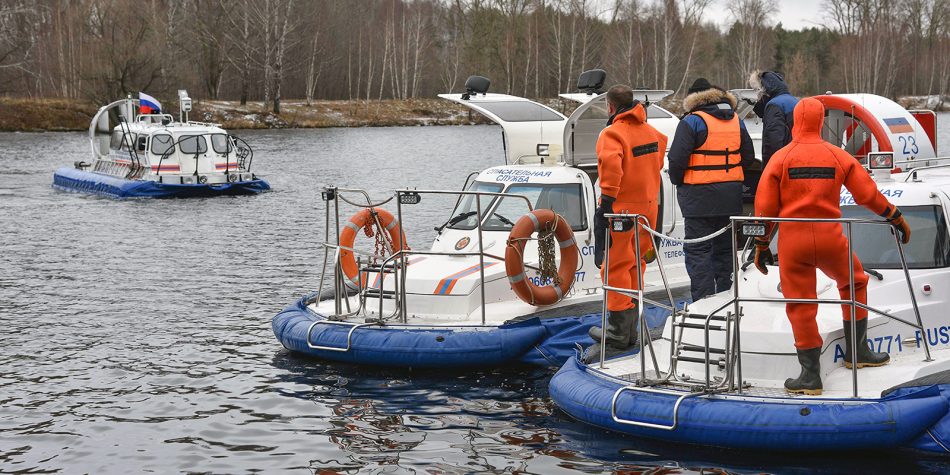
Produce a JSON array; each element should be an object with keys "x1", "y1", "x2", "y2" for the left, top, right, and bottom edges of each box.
[{"x1": 139, "y1": 92, "x2": 162, "y2": 114}]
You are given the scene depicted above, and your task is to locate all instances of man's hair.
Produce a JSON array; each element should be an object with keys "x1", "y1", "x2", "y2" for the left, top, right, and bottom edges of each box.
[{"x1": 606, "y1": 85, "x2": 634, "y2": 109}]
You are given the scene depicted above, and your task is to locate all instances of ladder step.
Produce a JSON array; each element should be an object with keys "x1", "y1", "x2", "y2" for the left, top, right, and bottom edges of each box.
[
  {"x1": 363, "y1": 289, "x2": 396, "y2": 299},
  {"x1": 675, "y1": 355, "x2": 723, "y2": 365},
  {"x1": 362, "y1": 264, "x2": 398, "y2": 274},
  {"x1": 683, "y1": 313, "x2": 727, "y2": 322},
  {"x1": 679, "y1": 344, "x2": 726, "y2": 355},
  {"x1": 674, "y1": 322, "x2": 725, "y2": 331}
]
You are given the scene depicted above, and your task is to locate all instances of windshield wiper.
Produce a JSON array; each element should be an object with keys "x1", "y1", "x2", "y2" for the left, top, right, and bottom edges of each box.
[
  {"x1": 492, "y1": 213, "x2": 515, "y2": 227},
  {"x1": 435, "y1": 211, "x2": 477, "y2": 233}
]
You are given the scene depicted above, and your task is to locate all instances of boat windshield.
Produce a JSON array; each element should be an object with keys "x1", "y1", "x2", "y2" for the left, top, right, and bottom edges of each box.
[
  {"x1": 840, "y1": 205, "x2": 950, "y2": 269},
  {"x1": 472, "y1": 101, "x2": 563, "y2": 122},
  {"x1": 210, "y1": 134, "x2": 231, "y2": 154},
  {"x1": 484, "y1": 183, "x2": 587, "y2": 231},
  {"x1": 447, "y1": 181, "x2": 504, "y2": 230}
]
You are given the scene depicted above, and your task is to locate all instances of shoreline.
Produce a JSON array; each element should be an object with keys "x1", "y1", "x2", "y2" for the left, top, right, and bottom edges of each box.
[{"x1": 0, "y1": 95, "x2": 946, "y2": 133}]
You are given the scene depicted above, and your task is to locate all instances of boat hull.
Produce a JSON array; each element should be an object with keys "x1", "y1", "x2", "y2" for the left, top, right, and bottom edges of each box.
[
  {"x1": 550, "y1": 355, "x2": 950, "y2": 452},
  {"x1": 52, "y1": 167, "x2": 270, "y2": 198},
  {"x1": 272, "y1": 295, "x2": 546, "y2": 368}
]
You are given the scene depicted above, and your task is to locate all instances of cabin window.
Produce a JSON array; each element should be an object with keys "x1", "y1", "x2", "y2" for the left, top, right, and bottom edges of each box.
[
  {"x1": 210, "y1": 134, "x2": 231, "y2": 154},
  {"x1": 840, "y1": 205, "x2": 950, "y2": 268},
  {"x1": 110, "y1": 131, "x2": 133, "y2": 151},
  {"x1": 485, "y1": 183, "x2": 587, "y2": 231},
  {"x1": 447, "y1": 181, "x2": 504, "y2": 230},
  {"x1": 151, "y1": 134, "x2": 174, "y2": 155},
  {"x1": 136, "y1": 136, "x2": 147, "y2": 152},
  {"x1": 473, "y1": 102, "x2": 563, "y2": 122},
  {"x1": 178, "y1": 135, "x2": 208, "y2": 154}
]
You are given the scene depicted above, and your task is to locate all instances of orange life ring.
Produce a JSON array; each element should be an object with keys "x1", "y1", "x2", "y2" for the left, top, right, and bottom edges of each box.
[
  {"x1": 505, "y1": 209, "x2": 579, "y2": 306},
  {"x1": 339, "y1": 208, "x2": 407, "y2": 289}
]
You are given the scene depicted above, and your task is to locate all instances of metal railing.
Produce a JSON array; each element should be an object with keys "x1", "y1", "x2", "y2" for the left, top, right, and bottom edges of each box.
[
  {"x1": 604, "y1": 214, "x2": 933, "y2": 429},
  {"x1": 315, "y1": 186, "x2": 534, "y2": 328},
  {"x1": 597, "y1": 213, "x2": 678, "y2": 374}
]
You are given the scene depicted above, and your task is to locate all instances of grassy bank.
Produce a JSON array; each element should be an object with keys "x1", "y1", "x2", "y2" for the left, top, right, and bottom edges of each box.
[
  {"x1": 0, "y1": 97, "x2": 507, "y2": 132},
  {"x1": 1, "y1": 95, "x2": 946, "y2": 132}
]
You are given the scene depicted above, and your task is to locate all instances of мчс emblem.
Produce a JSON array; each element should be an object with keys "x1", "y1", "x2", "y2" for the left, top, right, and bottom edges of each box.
[{"x1": 455, "y1": 237, "x2": 471, "y2": 250}]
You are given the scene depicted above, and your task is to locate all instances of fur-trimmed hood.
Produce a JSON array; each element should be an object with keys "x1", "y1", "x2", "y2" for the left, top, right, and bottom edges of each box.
[
  {"x1": 683, "y1": 87, "x2": 737, "y2": 113},
  {"x1": 749, "y1": 69, "x2": 790, "y2": 97}
]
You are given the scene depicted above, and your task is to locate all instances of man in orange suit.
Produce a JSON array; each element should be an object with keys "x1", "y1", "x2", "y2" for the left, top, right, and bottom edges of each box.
[
  {"x1": 584, "y1": 85, "x2": 668, "y2": 363},
  {"x1": 754, "y1": 97, "x2": 911, "y2": 395}
]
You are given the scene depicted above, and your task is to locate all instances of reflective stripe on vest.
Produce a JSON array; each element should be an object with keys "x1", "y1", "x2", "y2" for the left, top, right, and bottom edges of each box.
[{"x1": 683, "y1": 110, "x2": 744, "y2": 185}]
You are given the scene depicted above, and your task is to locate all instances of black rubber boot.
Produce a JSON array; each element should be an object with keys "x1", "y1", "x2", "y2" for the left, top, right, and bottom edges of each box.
[
  {"x1": 785, "y1": 347, "x2": 823, "y2": 395},
  {"x1": 844, "y1": 319, "x2": 890, "y2": 369},
  {"x1": 588, "y1": 308, "x2": 637, "y2": 347},
  {"x1": 583, "y1": 309, "x2": 638, "y2": 364}
]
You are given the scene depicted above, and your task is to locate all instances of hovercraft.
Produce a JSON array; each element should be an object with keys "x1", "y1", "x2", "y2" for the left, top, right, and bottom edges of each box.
[
  {"x1": 53, "y1": 90, "x2": 269, "y2": 198},
  {"x1": 550, "y1": 94, "x2": 950, "y2": 454},
  {"x1": 272, "y1": 71, "x2": 693, "y2": 368}
]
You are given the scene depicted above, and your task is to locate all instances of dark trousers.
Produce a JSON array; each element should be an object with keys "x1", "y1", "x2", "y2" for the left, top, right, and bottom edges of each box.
[{"x1": 684, "y1": 215, "x2": 733, "y2": 302}]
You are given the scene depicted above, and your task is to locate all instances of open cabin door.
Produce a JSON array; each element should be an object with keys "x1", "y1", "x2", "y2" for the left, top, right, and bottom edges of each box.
[
  {"x1": 560, "y1": 89, "x2": 675, "y2": 172},
  {"x1": 437, "y1": 93, "x2": 566, "y2": 164}
]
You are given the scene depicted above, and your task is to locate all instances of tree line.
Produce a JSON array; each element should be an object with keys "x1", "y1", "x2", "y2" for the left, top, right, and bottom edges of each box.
[{"x1": 2, "y1": 0, "x2": 949, "y2": 113}]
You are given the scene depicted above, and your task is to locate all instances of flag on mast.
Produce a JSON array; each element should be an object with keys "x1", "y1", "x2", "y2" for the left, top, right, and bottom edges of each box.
[{"x1": 139, "y1": 92, "x2": 162, "y2": 114}]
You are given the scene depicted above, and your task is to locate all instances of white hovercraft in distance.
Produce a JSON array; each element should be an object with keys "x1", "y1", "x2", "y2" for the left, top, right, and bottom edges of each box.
[
  {"x1": 550, "y1": 94, "x2": 950, "y2": 454},
  {"x1": 53, "y1": 90, "x2": 269, "y2": 198},
  {"x1": 272, "y1": 70, "x2": 693, "y2": 368}
]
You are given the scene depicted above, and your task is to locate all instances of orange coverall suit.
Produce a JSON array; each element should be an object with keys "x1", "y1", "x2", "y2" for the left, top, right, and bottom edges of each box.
[
  {"x1": 596, "y1": 104, "x2": 668, "y2": 312},
  {"x1": 755, "y1": 97, "x2": 893, "y2": 350}
]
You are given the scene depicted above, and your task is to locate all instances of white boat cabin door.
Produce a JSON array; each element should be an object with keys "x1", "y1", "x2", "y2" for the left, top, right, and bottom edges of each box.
[{"x1": 437, "y1": 92, "x2": 566, "y2": 165}]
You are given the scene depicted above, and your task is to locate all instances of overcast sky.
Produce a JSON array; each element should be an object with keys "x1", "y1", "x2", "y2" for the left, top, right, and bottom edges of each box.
[{"x1": 703, "y1": 0, "x2": 827, "y2": 31}]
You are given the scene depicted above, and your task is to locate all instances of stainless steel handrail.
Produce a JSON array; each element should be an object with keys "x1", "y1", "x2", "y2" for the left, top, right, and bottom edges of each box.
[
  {"x1": 306, "y1": 320, "x2": 379, "y2": 352},
  {"x1": 600, "y1": 214, "x2": 930, "y2": 404},
  {"x1": 725, "y1": 215, "x2": 932, "y2": 398},
  {"x1": 598, "y1": 213, "x2": 678, "y2": 380},
  {"x1": 394, "y1": 189, "x2": 534, "y2": 325}
]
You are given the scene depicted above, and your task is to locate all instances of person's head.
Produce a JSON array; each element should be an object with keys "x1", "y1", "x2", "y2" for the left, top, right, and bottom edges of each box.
[
  {"x1": 687, "y1": 77, "x2": 714, "y2": 95},
  {"x1": 749, "y1": 70, "x2": 789, "y2": 98},
  {"x1": 605, "y1": 85, "x2": 634, "y2": 115}
]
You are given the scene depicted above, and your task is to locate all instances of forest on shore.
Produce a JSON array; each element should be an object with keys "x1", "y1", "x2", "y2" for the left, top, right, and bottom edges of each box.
[{"x1": 1, "y1": 0, "x2": 948, "y2": 130}]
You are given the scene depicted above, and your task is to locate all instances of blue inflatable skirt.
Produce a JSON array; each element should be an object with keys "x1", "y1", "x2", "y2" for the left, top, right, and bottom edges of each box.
[
  {"x1": 272, "y1": 296, "x2": 681, "y2": 368},
  {"x1": 550, "y1": 355, "x2": 950, "y2": 452},
  {"x1": 53, "y1": 167, "x2": 270, "y2": 198}
]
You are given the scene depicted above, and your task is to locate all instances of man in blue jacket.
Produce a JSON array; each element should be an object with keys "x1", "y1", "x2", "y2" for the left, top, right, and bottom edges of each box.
[
  {"x1": 669, "y1": 78, "x2": 756, "y2": 302},
  {"x1": 749, "y1": 70, "x2": 799, "y2": 168}
]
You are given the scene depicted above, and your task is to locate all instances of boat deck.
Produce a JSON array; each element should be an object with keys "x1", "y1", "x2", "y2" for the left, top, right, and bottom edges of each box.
[{"x1": 593, "y1": 343, "x2": 950, "y2": 401}]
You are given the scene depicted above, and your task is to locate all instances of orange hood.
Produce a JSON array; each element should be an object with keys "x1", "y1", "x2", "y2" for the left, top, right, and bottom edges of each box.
[
  {"x1": 613, "y1": 102, "x2": 647, "y2": 125},
  {"x1": 790, "y1": 97, "x2": 825, "y2": 144}
]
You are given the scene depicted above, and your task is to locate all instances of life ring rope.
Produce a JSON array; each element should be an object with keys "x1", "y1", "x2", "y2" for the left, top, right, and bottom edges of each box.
[
  {"x1": 504, "y1": 209, "x2": 580, "y2": 306},
  {"x1": 339, "y1": 208, "x2": 407, "y2": 289}
]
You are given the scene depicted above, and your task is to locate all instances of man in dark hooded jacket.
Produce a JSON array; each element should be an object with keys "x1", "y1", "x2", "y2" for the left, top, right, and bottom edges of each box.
[
  {"x1": 669, "y1": 78, "x2": 756, "y2": 302},
  {"x1": 750, "y1": 70, "x2": 799, "y2": 168}
]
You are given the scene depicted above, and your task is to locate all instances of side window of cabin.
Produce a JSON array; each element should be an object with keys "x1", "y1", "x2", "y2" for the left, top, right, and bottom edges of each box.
[
  {"x1": 210, "y1": 134, "x2": 231, "y2": 154},
  {"x1": 151, "y1": 134, "x2": 174, "y2": 156},
  {"x1": 136, "y1": 136, "x2": 148, "y2": 152},
  {"x1": 110, "y1": 130, "x2": 126, "y2": 151},
  {"x1": 179, "y1": 135, "x2": 208, "y2": 154}
]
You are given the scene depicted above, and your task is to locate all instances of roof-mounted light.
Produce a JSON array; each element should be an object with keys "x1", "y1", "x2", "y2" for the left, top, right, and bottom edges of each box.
[
  {"x1": 869, "y1": 151, "x2": 894, "y2": 170},
  {"x1": 462, "y1": 76, "x2": 490, "y2": 100},
  {"x1": 576, "y1": 69, "x2": 606, "y2": 95}
]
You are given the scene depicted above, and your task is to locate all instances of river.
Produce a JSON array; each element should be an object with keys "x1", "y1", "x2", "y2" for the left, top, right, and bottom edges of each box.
[{"x1": 2, "y1": 122, "x2": 950, "y2": 473}]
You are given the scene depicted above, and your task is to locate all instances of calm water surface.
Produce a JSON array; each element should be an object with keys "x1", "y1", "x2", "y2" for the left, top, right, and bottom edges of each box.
[{"x1": 3, "y1": 123, "x2": 950, "y2": 474}]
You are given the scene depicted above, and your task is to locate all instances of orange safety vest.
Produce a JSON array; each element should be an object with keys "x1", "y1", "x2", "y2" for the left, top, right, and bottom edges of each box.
[{"x1": 683, "y1": 111, "x2": 744, "y2": 185}]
